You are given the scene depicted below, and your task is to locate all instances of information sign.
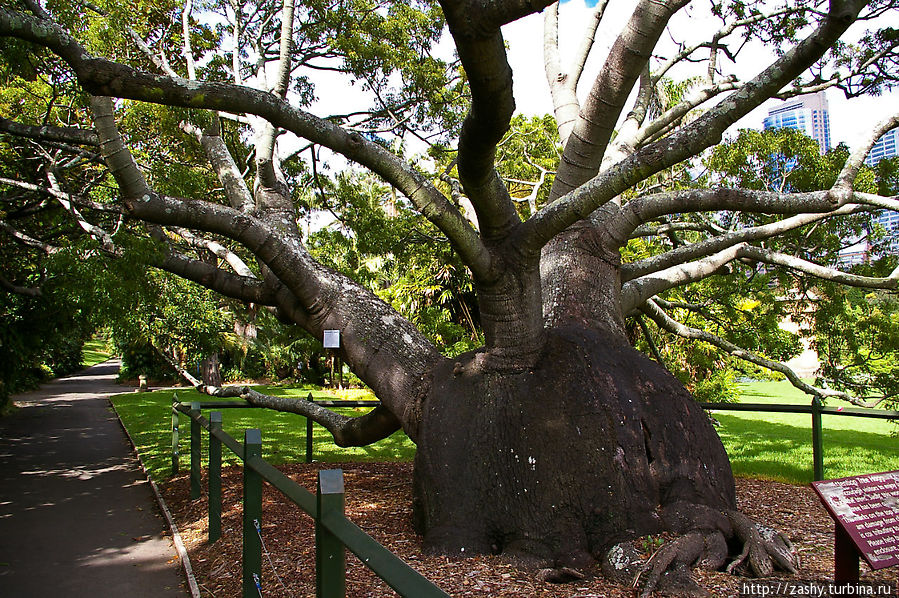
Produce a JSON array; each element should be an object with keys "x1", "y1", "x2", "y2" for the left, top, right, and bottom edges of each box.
[
  {"x1": 812, "y1": 470, "x2": 899, "y2": 570},
  {"x1": 323, "y1": 329, "x2": 340, "y2": 349}
]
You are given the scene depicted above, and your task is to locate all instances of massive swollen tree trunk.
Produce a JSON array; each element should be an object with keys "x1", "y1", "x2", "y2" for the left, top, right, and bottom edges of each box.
[{"x1": 413, "y1": 324, "x2": 736, "y2": 562}]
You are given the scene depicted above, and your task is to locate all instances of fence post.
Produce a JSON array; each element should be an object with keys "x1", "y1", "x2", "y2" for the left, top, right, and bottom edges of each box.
[
  {"x1": 190, "y1": 401, "x2": 202, "y2": 500},
  {"x1": 306, "y1": 393, "x2": 314, "y2": 463},
  {"x1": 243, "y1": 429, "x2": 263, "y2": 598},
  {"x1": 171, "y1": 393, "x2": 180, "y2": 476},
  {"x1": 208, "y1": 411, "x2": 222, "y2": 543},
  {"x1": 316, "y1": 469, "x2": 346, "y2": 598},
  {"x1": 812, "y1": 396, "x2": 824, "y2": 481}
]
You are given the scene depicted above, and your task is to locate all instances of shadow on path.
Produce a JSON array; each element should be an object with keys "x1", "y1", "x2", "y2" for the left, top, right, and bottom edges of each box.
[{"x1": 0, "y1": 360, "x2": 187, "y2": 597}]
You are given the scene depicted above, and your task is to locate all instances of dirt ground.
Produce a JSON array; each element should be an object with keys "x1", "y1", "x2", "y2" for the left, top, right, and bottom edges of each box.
[{"x1": 158, "y1": 462, "x2": 898, "y2": 597}]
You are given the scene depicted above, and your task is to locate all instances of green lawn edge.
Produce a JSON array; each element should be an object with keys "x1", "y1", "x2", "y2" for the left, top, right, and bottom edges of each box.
[
  {"x1": 110, "y1": 379, "x2": 897, "y2": 485},
  {"x1": 82, "y1": 338, "x2": 112, "y2": 367}
]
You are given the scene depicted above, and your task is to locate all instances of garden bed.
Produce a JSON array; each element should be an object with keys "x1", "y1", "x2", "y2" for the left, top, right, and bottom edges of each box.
[{"x1": 158, "y1": 462, "x2": 897, "y2": 597}]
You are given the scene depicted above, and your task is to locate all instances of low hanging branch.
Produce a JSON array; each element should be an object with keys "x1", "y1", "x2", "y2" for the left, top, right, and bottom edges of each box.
[
  {"x1": 639, "y1": 298, "x2": 885, "y2": 408},
  {"x1": 154, "y1": 344, "x2": 402, "y2": 447}
]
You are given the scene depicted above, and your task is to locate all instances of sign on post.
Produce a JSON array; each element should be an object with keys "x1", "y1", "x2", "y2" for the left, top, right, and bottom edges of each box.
[
  {"x1": 812, "y1": 470, "x2": 899, "y2": 579},
  {"x1": 323, "y1": 329, "x2": 340, "y2": 349}
]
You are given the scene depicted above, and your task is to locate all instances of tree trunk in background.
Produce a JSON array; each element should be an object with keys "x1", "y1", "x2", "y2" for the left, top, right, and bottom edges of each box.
[{"x1": 201, "y1": 353, "x2": 223, "y2": 387}]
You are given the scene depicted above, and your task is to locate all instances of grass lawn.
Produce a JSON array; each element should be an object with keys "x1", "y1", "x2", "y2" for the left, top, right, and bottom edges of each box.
[
  {"x1": 81, "y1": 338, "x2": 112, "y2": 367},
  {"x1": 110, "y1": 386, "x2": 416, "y2": 481},
  {"x1": 111, "y1": 378, "x2": 897, "y2": 485},
  {"x1": 713, "y1": 379, "x2": 899, "y2": 483}
]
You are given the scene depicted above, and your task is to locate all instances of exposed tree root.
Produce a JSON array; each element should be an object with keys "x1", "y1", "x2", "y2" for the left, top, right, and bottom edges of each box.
[
  {"x1": 621, "y1": 511, "x2": 799, "y2": 597},
  {"x1": 633, "y1": 531, "x2": 727, "y2": 597},
  {"x1": 725, "y1": 510, "x2": 799, "y2": 577}
]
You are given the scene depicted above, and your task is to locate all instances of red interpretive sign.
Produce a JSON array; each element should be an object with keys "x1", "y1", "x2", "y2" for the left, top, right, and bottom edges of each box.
[{"x1": 812, "y1": 470, "x2": 899, "y2": 571}]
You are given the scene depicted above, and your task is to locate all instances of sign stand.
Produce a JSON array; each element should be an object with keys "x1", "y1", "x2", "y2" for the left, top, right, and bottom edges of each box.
[{"x1": 834, "y1": 523, "x2": 860, "y2": 581}]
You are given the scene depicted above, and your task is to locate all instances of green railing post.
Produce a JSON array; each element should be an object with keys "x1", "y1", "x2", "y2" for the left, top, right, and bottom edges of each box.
[
  {"x1": 243, "y1": 429, "x2": 263, "y2": 598},
  {"x1": 208, "y1": 411, "x2": 222, "y2": 543},
  {"x1": 171, "y1": 393, "x2": 180, "y2": 476},
  {"x1": 190, "y1": 401, "x2": 202, "y2": 500},
  {"x1": 812, "y1": 397, "x2": 824, "y2": 481},
  {"x1": 316, "y1": 469, "x2": 346, "y2": 598},
  {"x1": 306, "y1": 393, "x2": 314, "y2": 464}
]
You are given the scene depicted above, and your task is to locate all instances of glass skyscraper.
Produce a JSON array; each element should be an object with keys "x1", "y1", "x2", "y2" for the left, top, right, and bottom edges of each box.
[
  {"x1": 762, "y1": 91, "x2": 832, "y2": 154},
  {"x1": 864, "y1": 127, "x2": 899, "y2": 167}
]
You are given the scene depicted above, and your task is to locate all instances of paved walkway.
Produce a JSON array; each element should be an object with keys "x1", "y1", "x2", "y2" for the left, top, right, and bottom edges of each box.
[{"x1": 0, "y1": 360, "x2": 188, "y2": 597}]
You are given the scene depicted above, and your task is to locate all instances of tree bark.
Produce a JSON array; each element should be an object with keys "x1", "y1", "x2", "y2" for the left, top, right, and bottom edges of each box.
[{"x1": 412, "y1": 324, "x2": 736, "y2": 565}]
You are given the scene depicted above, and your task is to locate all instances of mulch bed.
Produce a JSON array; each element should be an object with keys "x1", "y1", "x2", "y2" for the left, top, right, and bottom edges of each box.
[{"x1": 158, "y1": 463, "x2": 898, "y2": 597}]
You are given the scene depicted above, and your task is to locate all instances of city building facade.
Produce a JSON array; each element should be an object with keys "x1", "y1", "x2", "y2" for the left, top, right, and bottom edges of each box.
[
  {"x1": 762, "y1": 91, "x2": 832, "y2": 154},
  {"x1": 865, "y1": 127, "x2": 899, "y2": 167}
]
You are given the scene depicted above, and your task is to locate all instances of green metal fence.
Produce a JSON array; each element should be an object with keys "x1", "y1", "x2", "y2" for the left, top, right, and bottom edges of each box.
[
  {"x1": 171, "y1": 400, "x2": 447, "y2": 598},
  {"x1": 700, "y1": 399, "x2": 899, "y2": 481},
  {"x1": 169, "y1": 392, "x2": 897, "y2": 596}
]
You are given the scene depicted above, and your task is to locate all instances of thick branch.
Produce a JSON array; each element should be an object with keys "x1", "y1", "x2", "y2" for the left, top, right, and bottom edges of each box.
[
  {"x1": 621, "y1": 244, "x2": 744, "y2": 314},
  {"x1": 520, "y1": 0, "x2": 867, "y2": 252},
  {"x1": 0, "y1": 116, "x2": 99, "y2": 146},
  {"x1": 621, "y1": 205, "x2": 868, "y2": 281},
  {"x1": 0, "y1": 7, "x2": 492, "y2": 278},
  {"x1": 835, "y1": 112, "x2": 899, "y2": 191},
  {"x1": 0, "y1": 218, "x2": 59, "y2": 254},
  {"x1": 543, "y1": 0, "x2": 609, "y2": 145},
  {"x1": 549, "y1": 0, "x2": 689, "y2": 201},
  {"x1": 439, "y1": 0, "x2": 556, "y2": 38},
  {"x1": 0, "y1": 273, "x2": 42, "y2": 296},
  {"x1": 90, "y1": 92, "x2": 443, "y2": 436},
  {"x1": 441, "y1": 7, "x2": 520, "y2": 242},
  {"x1": 180, "y1": 120, "x2": 255, "y2": 213},
  {"x1": 169, "y1": 227, "x2": 257, "y2": 278},
  {"x1": 640, "y1": 299, "x2": 867, "y2": 405},
  {"x1": 162, "y1": 350, "x2": 401, "y2": 447},
  {"x1": 158, "y1": 250, "x2": 271, "y2": 304},
  {"x1": 737, "y1": 245, "x2": 899, "y2": 290},
  {"x1": 242, "y1": 391, "x2": 401, "y2": 447}
]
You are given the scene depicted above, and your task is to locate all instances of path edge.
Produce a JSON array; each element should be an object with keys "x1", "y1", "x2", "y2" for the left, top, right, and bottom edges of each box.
[{"x1": 109, "y1": 393, "x2": 202, "y2": 598}]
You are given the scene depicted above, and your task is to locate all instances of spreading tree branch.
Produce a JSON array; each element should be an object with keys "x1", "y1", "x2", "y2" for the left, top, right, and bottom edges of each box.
[
  {"x1": 157, "y1": 345, "x2": 402, "y2": 446},
  {"x1": 640, "y1": 299, "x2": 876, "y2": 407},
  {"x1": 520, "y1": 0, "x2": 868, "y2": 254},
  {"x1": 0, "y1": 7, "x2": 492, "y2": 278}
]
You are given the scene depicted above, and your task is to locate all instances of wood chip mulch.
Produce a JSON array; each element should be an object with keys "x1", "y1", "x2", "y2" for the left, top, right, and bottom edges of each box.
[{"x1": 157, "y1": 463, "x2": 898, "y2": 597}]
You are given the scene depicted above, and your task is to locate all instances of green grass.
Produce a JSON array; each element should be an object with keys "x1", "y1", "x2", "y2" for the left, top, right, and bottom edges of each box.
[
  {"x1": 111, "y1": 378, "x2": 897, "y2": 486},
  {"x1": 81, "y1": 338, "x2": 113, "y2": 367},
  {"x1": 110, "y1": 386, "x2": 416, "y2": 481},
  {"x1": 713, "y1": 379, "x2": 899, "y2": 483}
]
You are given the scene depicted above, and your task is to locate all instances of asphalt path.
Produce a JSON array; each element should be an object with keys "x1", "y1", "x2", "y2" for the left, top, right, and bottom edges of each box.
[{"x1": 0, "y1": 360, "x2": 187, "y2": 597}]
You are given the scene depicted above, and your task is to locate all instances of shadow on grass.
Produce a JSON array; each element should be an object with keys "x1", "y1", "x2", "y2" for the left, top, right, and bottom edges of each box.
[{"x1": 715, "y1": 414, "x2": 899, "y2": 484}]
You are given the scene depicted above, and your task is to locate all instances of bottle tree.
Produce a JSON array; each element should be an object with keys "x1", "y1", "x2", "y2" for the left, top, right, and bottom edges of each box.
[{"x1": 1, "y1": 0, "x2": 898, "y2": 593}]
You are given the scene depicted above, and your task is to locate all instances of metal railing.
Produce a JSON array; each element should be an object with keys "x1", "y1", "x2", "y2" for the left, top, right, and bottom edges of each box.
[
  {"x1": 171, "y1": 399, "x2": 447, "y2": 598},
  {"x1": 700, "y1": 398, "x2": 899, "y2": 481}
]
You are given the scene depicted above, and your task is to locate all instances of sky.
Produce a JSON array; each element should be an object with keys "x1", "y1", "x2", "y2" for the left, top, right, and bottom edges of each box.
[{"x1": 500, "y1": 0, "x2": 899, "y2": 151}]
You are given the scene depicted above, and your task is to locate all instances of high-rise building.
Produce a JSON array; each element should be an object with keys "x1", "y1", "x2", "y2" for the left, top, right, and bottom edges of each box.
[
  {"x1": 763, "y1": 91, "x2": 832, "y2": 153},
  {"x1": 864, "y1": 128, "x2": 899, "y2": 254},
  {"x1": 865, "y1": 127, "x2": 899, "y2": 167}
]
